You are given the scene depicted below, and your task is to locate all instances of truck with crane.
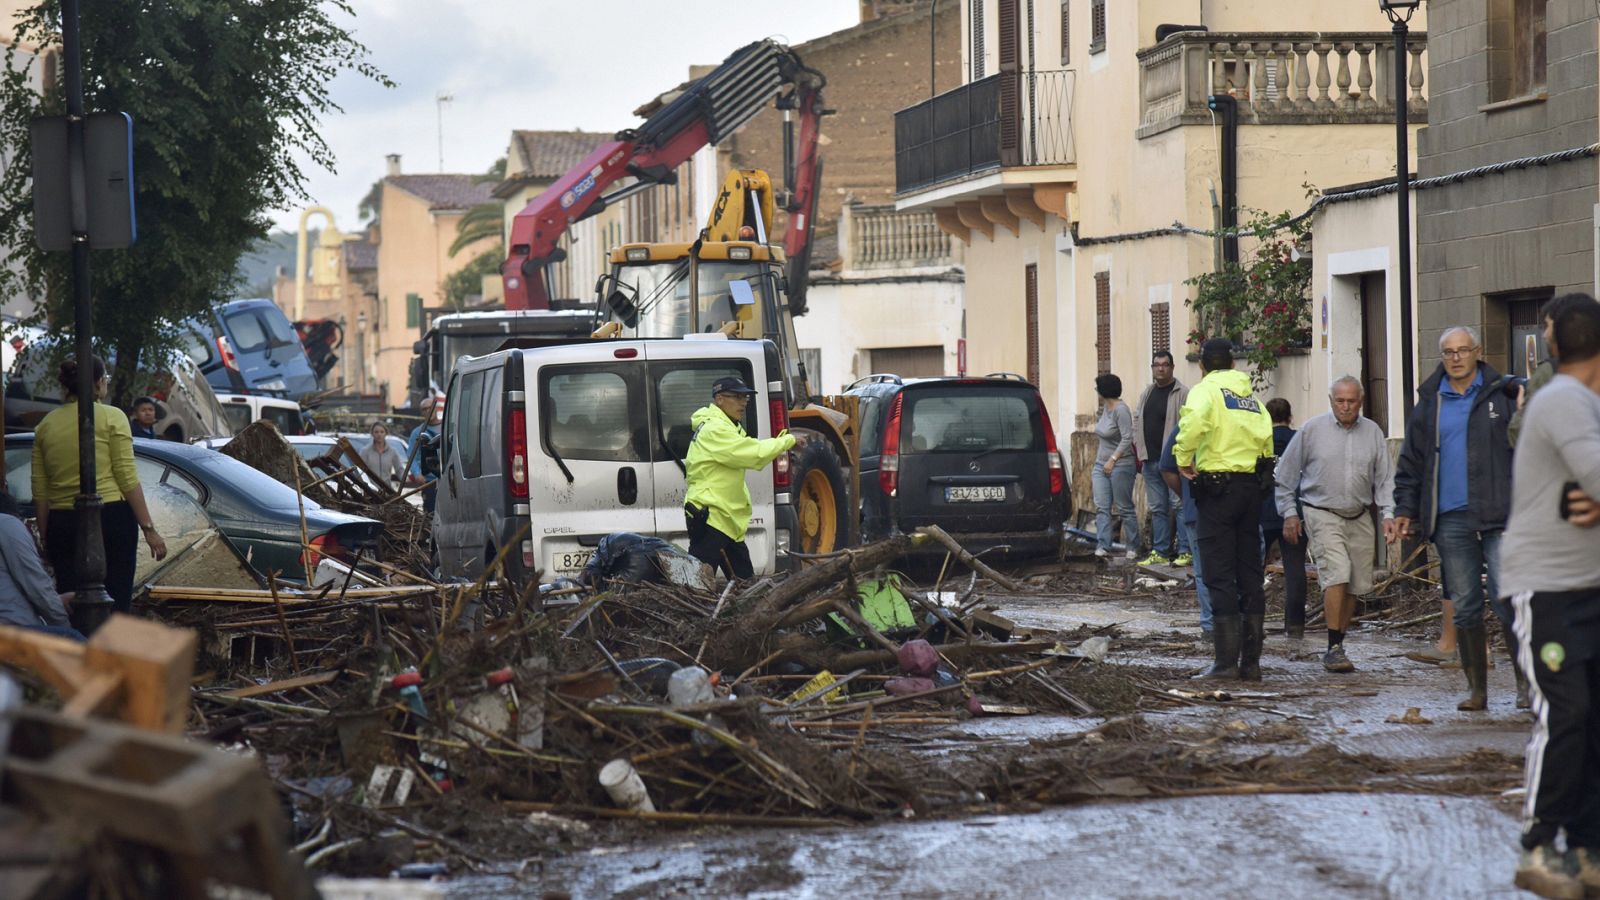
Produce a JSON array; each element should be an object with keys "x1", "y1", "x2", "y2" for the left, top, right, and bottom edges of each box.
[{"x1": 458, "y1": 38, "x2": 857, "y2": 557}]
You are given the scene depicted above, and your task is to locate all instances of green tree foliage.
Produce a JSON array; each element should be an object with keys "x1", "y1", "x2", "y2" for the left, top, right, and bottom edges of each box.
[
  {"x1": 442, "y1": 249, "x2": 500, "y2": 310},
  {"x1": 0, "y1": 0, "x2": 390, "y2": 402},
  {"x1": 1185, "y1": 209, "x2": 1312, "y2": 388}
]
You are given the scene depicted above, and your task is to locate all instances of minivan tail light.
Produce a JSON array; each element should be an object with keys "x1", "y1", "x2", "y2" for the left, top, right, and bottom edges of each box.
[
  {"x1": 216, "y1": 335, "x2": 238, "y2": 371},
  {"x1": 508, "y1": 408, "x2": 528, "y2": 498},
  {"x1": 1038, "y1": 401, "x2": 1065, "y2": 496},
  {"x1": 302, "y1": 532, "x2": 341, "y2": 569},
  {"x1": 880, "y1": 394, "x2": 903, "y2": 497},
  {"x1": 770, "y1": 396, "x2": 791, "y2": 491}
]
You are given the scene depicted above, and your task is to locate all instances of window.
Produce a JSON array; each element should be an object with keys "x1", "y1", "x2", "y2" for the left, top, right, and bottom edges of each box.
[
  {"x1": 1059, "y1": 0, "x2": 1070, "y2": 65},
  {"x1": 181, "y1": 324, "x2": 215, "y2": 368},
  {"x1": 971, "y1": 0, "x2": 986, "y2": 79},
  {"x1": 857, "y1": 397, "x2": 884, "y2": 457},
  {"x1": 654, "y1": 362, "x2": 756, "y2": 460},
  {"x1": 1151, "y1": 302, "x2": 1171, "y2": 356},
  {"x1": 1089, "y1": 0, "x2": 1105, "y2": 55},
  {"x1": 903, "y1": 388, "x2": 1042, "y2": 454},
  {"x1": 1491, "y1": 0, "x2": 1547, "y2": 101},
  {"x1": 1024, "y1": 263, "x2": 1040, "y2": 385},
  {"x1": 406, "y1": 292, "x2": 423, "y2": 329},
  {"x1": 541, "y1": 365, "x2": 643, "y2": 462},
  {"x1": 223, "y1": 311, "x2": 269, "y2": 354},
  {"x1": 456, "y1": 368, "x2": 486, "y2": 477},
  {"x1": 1095, "y1": 271, "x2": 1111, "y2": 375}
]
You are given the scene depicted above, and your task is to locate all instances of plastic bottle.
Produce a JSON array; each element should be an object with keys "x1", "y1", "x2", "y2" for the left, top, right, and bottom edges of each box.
[{"x1": 666, "y1": 666, "x2": 714, "y2": 706}]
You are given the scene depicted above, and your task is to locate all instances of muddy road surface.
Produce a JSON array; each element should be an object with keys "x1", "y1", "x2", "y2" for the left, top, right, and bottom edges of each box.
[{"x1": 422, "y1": 570, "x2": 1537, "y2": 899}]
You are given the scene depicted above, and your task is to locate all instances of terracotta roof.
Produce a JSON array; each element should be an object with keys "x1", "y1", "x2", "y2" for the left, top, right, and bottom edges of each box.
[
  {"x1": 343, "y1": 239, "x2": 377, "y2": 271},
  {"x1": 510, "y1": 130, "x2": 612, "y2": 181},
  {"x1": 385, "y1": 174, "x2": 497, "y2": 211}
]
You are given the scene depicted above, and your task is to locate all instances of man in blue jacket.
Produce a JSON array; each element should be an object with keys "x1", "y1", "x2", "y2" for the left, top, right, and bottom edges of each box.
[
  {"x1": 1160, "y1": 422, "x2": 1212, "y2": 638},
  {"x1": 1394, "y1": 325, "x2": 1522, "y2": 711}
]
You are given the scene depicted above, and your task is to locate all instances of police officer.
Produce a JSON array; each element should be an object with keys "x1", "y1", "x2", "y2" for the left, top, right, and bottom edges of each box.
[
  {"x1": 1174, "y1": 338, "x2": 1275, "y2": 680},
  {"x1": 684, "y1": 377, "x2": 796, "y2": 579}
]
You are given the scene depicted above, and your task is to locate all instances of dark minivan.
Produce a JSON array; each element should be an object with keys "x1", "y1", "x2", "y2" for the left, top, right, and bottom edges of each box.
[
  {"x1": 846, "y1": 374, "x2": 1069, "y2": 559},
  {"x1": 185, "y1": 299, "x2": 319, "y2": 400}
]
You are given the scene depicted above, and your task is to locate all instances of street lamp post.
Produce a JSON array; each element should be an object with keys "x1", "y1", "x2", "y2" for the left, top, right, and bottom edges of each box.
[{"x1": 1381, "y1": 0, "x2": 1421, "y2": 421}]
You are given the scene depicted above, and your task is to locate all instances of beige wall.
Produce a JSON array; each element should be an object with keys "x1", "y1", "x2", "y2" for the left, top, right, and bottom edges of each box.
[
  {"x1": 795, "y1": 275, "x2": 965, "y2": 393},
  {"x1": 374, "y1": 186, "x2": 498, "y2": 406}
]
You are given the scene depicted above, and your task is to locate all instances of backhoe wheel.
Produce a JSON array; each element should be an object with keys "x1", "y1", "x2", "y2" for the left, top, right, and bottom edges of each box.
[{"x1": 790, "y1": 435, "x2": 849, "y2": 555}]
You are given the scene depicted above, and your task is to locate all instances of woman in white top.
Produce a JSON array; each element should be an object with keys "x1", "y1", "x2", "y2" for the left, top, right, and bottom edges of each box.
[{"x1": 359, "y1": 423, "x2": 405, "y2": 487}]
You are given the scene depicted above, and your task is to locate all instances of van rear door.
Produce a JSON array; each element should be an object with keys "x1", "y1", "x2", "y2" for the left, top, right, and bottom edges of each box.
[
  {"x1": 527, "y1": 345, "x2": 656, "y2": 580},
  {"x1": 641, "y1": 341, "x2": 774, "y2": 573}
]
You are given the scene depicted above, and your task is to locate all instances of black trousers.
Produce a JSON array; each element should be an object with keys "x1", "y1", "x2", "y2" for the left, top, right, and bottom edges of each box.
[
  {"x1": 685, "y1": 505, "x2": 753, "y2": 580},
  {"x1": 45, "y1": 500, "x2": 139, "y2": 616},
  {"x1": 1262, "y1": 524, "x2": 1310, "y2": 628},
  {"x1": 1193, "y1": 474, "x2": 1266, "y2": 618},
  {"x1": 1511, "y1": 588, "x2": 1600, "y2": 850}
]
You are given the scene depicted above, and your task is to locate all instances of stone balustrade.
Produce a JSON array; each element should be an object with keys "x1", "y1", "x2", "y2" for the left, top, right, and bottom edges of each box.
[
  {"x1": 1138, "y1": 31, "x2": 1427, "y2": 138},
  {"x1": 841, "y1": 203, "x2": 956, "y2": 271}
]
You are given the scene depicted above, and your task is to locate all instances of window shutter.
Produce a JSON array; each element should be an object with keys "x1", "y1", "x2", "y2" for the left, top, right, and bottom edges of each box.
[
  {"x1": 406, "y1": 292, "x2": 422, "y2": 329},
  {"x1": 1025, "y1": 263, "x2": 1040, "y2": 385},
  {"x1": 972, "y1": 0, "x2": 986, "y2": 79},
  {"x1": 1089, "y1": 0, "x2": 1105, "y2": 54},
  {"x1": 1095, "y1": 271, "x2": 1111, "y2": 375},
  {"x1": 998, "y1": 0, "x2": 1020, "y2": 163},
  {"x1": 1060, "y1": 0, "x2": 1070, "y2": 65},
  {"x1": 1151, "y1": 302, "x2": 1170, "y2": 355}
]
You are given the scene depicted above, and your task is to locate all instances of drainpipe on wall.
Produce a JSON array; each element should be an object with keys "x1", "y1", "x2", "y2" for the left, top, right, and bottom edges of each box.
[{"x1": 1207, "y1": 94, "x2": 1239, "y2": 267}]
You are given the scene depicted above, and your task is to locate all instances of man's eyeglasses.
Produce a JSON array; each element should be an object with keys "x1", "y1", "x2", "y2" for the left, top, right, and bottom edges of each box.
[{"x1": 1440, "y1": 347, "x2": 1478, "y2": 360}]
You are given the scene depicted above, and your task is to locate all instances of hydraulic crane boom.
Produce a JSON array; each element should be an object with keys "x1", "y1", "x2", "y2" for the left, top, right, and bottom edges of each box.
[{"x1": 500, "y1": 39, "x2": 825, "y2": 311}]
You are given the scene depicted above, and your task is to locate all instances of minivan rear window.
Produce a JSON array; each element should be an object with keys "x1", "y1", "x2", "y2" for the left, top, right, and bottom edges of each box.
[
  {"x1": 542, "y1": 365, "x2": 643, "y2": 462},
  {"x1": 654, "y1": 362, "x2": 756, "y2": 460},
  {"x1": 903, "y1": 387, "x2": 1041, "y2": 454},
  {"x1": 225, "y1": 311, "x2": 270, "y2": 354}
]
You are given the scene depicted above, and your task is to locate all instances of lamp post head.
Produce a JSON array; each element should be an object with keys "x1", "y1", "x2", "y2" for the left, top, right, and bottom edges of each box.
[{"x1": 1380, "y1": 0, "x2": 1421, "y2": 23}]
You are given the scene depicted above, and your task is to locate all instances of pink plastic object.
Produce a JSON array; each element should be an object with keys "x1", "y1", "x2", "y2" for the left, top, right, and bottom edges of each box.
[
  {"x1": 967, "y1": 696, "x2": 985, "y2": 716},
  {"x1": 897, "y1": 639, "x2": 939, "y2": 677},
  {"x1": 884, "y1": 676, "x2": 936, "y2": 696}
]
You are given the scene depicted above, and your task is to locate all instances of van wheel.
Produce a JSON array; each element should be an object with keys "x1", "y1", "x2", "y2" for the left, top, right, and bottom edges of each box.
[{"x1": 790, "y1": 436, "x2": 848, "y2": 555}]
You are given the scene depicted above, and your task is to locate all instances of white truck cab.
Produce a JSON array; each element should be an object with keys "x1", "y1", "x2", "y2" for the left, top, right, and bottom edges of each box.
[{"x1": 433, "y1": 336, "x2": 794, "y2": 588}]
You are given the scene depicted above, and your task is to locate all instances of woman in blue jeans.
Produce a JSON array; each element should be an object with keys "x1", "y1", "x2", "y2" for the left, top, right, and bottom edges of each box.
[{"x1": 1092, "y1": 373, "x2": 1141, "y2": 558}]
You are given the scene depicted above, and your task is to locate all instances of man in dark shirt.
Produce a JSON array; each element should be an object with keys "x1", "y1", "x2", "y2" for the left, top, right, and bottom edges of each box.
[
  {"x1": 129, "y1": 397, "x2": 158, "y2": 439},
  {"x1": 1133, "y1": 350, "x2": 1190, "y2": 566}
]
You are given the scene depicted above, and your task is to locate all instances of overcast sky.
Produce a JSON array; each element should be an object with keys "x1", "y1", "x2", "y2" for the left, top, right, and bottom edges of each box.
[{"x1": 273, "y1": 0, "x2": 863, "y2": 233}]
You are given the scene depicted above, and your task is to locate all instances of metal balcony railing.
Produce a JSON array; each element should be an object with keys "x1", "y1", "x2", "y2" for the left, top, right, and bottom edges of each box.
[
  {"x1": 895, "y1": 69, "x2": 1077, "y2": 195},
  {"x1": 1137, "y1": 31, "x2": 1428, "y2": 138}
]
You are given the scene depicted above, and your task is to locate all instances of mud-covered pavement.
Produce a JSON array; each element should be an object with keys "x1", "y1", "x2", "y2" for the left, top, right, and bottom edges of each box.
[{"x1": 424, "y1": 571, "x2": 1537, "y2": 899}]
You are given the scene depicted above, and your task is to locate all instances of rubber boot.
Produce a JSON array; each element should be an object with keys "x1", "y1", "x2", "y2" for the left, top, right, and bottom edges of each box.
[
  {"x1": 1195, "y1": 616, "x2": 1242, "y2": 680},
  {"x1": 1457, "y1": 624, "x2": 1488, "y2": 712},
  {"x1": 1238, "y1": 614, "x2": 1265, "y2": 681},
  {"x1": 1501, "y1": 621, "x2": 1531, "y2": 710}
]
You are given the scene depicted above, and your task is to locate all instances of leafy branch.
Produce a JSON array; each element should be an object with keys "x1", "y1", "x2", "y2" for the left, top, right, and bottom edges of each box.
[{"x1": 1184, "y1": 209, "x2": 1312, "y2": 388}]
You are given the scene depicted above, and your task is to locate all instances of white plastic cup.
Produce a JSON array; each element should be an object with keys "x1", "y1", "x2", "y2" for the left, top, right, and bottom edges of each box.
[
  {"x1": 666, "y1": 666, "x2": 714, "y2": 706},
  {"x1": 598, "y1": 758, "x2": 655, "y2": 813}
]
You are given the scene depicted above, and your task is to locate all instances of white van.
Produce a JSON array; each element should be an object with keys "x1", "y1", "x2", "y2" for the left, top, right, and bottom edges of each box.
[
  {"x1": 434, "y1": 336, "x2": 793, "y2": 588},
  {"x1": 216, "y1": 392, "x2": 303, "y2": 436}
]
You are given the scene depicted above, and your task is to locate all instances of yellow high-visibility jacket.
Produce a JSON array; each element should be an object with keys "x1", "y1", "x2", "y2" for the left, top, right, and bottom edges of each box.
[
  {"x1": 684, "y1": 404, "x2": 796, "y2": 540},
  {"x1": 1174, "y1": 369, "x2": 1273, "y2": 473}
]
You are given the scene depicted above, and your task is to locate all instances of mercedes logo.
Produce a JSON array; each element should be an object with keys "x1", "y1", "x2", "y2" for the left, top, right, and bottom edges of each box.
[{"x1": 968, "y1": 461, "x2": 980, "y2": 473}]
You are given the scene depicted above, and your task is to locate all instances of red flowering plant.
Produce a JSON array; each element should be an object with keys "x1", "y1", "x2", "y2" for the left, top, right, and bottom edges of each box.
[{"x1": 1184, "y1": 209, "x2": 1312, "y2": 388}]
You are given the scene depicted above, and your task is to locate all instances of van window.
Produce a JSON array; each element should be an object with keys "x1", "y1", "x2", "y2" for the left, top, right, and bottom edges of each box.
[
  {"x1": 182, "y1": 325, "x2": 216, "y2": 368},
  {"x1": 457, "y1": 369, "x2": 486, "y2": 477},
  {"x1": 541, "y1": 364, "x2": 643, "y2": 462},
  {"x1": 259, "y1": 309, "x2": 299, "y2": 348},
  {"x1": 479, "y1": 368, "x2": 504, "y2": 476},
  {"x1": 220, "y1": 403, "x2": 253, "y2": 433},
  {"x1": 259, "y1": 405, "x2": 301, "y2": 435},
  {"x1": 903, "y1": 388, "x2": 1041, "y2": 454},
  {"x1": 653, "y1": 362, "x2": 755, "y2": 460},
  {"x1": 225, "y1": 311, "x2": 270, "y2": 354}
]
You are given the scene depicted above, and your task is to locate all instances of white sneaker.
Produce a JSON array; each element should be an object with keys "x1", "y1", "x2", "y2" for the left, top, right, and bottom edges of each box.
[
  {"x1": 1094, "y1": 548, "x2": 1108, "y2": 558},
  {"x1": 1124, "y1": 549, "x2": 1138, "y2": 560}
]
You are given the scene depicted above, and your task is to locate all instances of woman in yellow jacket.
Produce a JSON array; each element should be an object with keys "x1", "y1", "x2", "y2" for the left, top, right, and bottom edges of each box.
[
  {"x1": 32, "y1": 356, "x2": 167, "y2": 622},
  {"x1": 684, "y1": 377, "x2": 795, "y2": 579}
]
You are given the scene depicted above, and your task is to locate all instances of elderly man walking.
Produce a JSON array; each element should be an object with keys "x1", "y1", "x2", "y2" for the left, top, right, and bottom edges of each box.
[
  {"x1": 1395, "y1": 325, "x2": 1524, "y2": 711},
  {"x1": 1275, "y1": 377, "x2": 1399, "y2": 674},
  {"x1": 1134, "y1": 350, "x2": 1190, "y2": 566}
]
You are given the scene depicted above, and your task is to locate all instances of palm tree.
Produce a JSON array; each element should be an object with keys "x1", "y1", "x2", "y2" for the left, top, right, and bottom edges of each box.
[{"x1": 449, "y1": 201, "x2": 503, "y2": 258}]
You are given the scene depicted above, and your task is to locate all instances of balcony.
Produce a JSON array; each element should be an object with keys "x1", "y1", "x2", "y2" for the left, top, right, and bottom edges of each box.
[
  {"x1": 1137, "y1": 31, "x2": 1428, "y2": 139},
  {"x1": 895, "y1": 69, "x2": 1077, "y2": 196},
  {"x1": 839, "y1": 202, "x2": 958, "y2": 272}
]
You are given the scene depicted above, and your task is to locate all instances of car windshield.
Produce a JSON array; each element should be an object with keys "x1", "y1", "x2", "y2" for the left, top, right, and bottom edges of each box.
[
  {"x1": 260, "y1": 405, "x2": 300, "y2": 434},
  {"x1": 902, "y1": 387, "x2": 1042, "y2": 454}
]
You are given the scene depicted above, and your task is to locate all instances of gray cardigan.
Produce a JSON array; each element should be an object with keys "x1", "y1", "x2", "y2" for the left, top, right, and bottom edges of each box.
[{"x1": 0, "y1": 515, "x2": 69, "y2": 628}]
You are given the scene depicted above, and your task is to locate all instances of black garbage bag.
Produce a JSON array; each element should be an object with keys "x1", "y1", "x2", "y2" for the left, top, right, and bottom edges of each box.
[{"x1": 580, "y1": 532, "x2": 680, "y2": 586}]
